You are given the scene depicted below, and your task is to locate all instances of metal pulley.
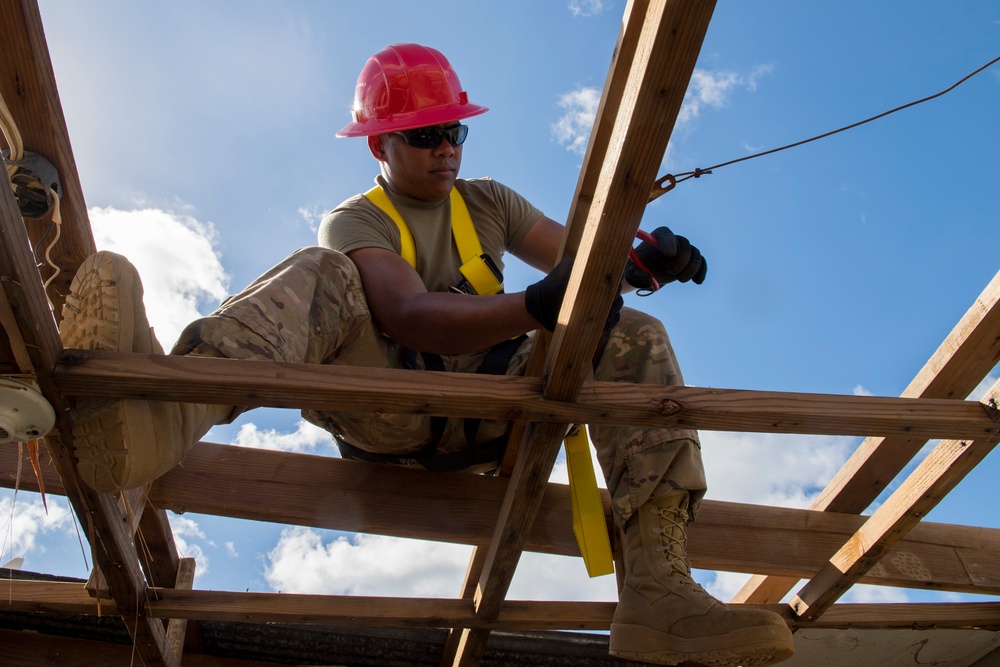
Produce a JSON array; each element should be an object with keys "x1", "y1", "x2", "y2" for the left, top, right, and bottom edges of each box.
[
  {"x1": 0, "y1": 377, "x2": 56, "y2": 444},
  {"x1": 2, "y1": 149, "x2": 61, "y2": 220}
]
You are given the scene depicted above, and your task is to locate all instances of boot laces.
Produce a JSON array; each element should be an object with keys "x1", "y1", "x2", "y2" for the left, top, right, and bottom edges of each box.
[
  {"x1": 650, "y1": 504, "x2": 690, "y2": 577},
  {"x1": 649, "y1": 504, "x2": 722, "y2": 603}
]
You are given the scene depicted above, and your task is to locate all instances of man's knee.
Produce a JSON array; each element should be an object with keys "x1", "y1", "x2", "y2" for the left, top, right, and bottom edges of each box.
[
  {"x1": 287, "y1": 246, "x2": 361, "y2": 280},
  {"x1": 615, "y1": 307, "x2": 667, "y2": 337}
]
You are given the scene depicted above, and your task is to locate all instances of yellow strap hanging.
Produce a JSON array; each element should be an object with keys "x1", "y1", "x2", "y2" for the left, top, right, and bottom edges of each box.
[
  {"x1": 363, "y1": 185, "x2": 503, "y2": 296},
  {"x1": 564, "y1": 428, "x2": 614, "y2": 577}
]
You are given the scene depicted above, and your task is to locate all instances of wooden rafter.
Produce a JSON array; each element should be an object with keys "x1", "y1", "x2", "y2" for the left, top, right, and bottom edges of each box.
[
  {"x1": 5, "y1": 442, "x2": 1000, "y2": 596},
  {"x1": 0, "y1": 0, "x2": 95, "y2": 313},
  {"x1": 448, "y1": 1, "x2": 718, "y2": 663},
  {"x1": 436, "y1": 0, "x2": 659, "y2": 653},
  {"x1": 50, "y1": 351, "x2": 1000, "y2": 441},
  {"x1": 0, "y1": 2, "x2": 187, "y2": 663},
  {"x1": 0, "y1": 185, "x2": 178, "y2": 665},
  {"x1": 790, "y1": 382, "x2": 1000, "y2": 620},
  {"x1": 792, "y1": 438, "x2": 998, "y2": 620},
  {"x1": 735, "y1": 268, "x2": 1000, "y2": 605},
  {"x1": 6, "y1": 578, "x2": 1000, "y2": 632}
]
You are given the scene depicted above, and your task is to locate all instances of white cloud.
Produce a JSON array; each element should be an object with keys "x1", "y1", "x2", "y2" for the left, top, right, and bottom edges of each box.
[
  {"x1": 552, "y1": 87, "x2": 602, "y2": 155},
  {"x1": 169, "y1": 514, "x2": 211, "y2": 580},
  {"x1": 231, "y1": 419, "x2": 336, "y2": 454},
  {"x1": 297, "y1": 205, "x2": 327, "y2": 233},
  {"x1": 677, "y1": 65, "x2": 773, "y2": 129},
  {"x1": 841, "y1": 583, "x2": 910, "y2": 604},
  {"x1": 854, "y1": 384, "x2": 874, "y2": 396},
  {"x1": 264, "y1": 528, "x2": 473, "y2": 597},
  {"x1": 263, "y1": 525, "x2": 620, "y2": 602},
  {"x1": 90, "y1": 206, "x2": 230, "y2": 349},
  {"x1": 705, "y1": 569, "x2": 760, "y2": 601},
  {"x1": 509, "y1": 551, "x2": 618, "y2": 601},
  {"x1": 744, "y1": 64, "x2": 775, "y2": 93},
  {"x1": 568, "y1": 0, "x2": 608, "y2": 18},
  {"x1": 551, "y1": 65, "x2": 772, "y2": 157},
  {"x1": 705, "y1": 571, "x2": 913, "y2": 605},
  {"x1": 700, "y1": 431, "x2": 857, "y2": 508},
  {"x1": 0, "y1": 494, "x2": 74, "y2": 564}
]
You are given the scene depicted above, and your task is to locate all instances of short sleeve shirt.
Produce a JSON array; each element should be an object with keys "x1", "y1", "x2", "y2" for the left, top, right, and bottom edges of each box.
[{"x1": 319, "y1": 176, "x2": 542, "y2": 293}]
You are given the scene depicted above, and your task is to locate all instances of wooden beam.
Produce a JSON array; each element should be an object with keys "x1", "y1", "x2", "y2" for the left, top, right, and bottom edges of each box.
[
  {"x1": 138, "y1": 503, "x2": 184, "y2": 589},
  {"x1": 790, "y1": 437, "x2": 998, "y2": 621},
  {"x1": 7, "y1": 579, "x2": 999, "y2": 632},
  {"x1": 0, "y1": 285, "x2": 35, "y2": 373},
  {"x1": 541, "y1": 0, "x2": 717, "y2": 399},
  {"x1": 0, "y1": 38, "x2": 177, "y2": 664},
  {"x1": 691, "y1": 498, "x2": 1000, "y2": 596},
  {"x1": 150, "y1": 590, "x2": 1000, "y2": 632},
  {"x1": 789, "y1": 377, "x2": 1000, "y2": 620},
  {"x1": 143, "y1": 595, "x2": 1000, "y2": 633},
  {"x1": 0, "y1": 578, "x2": 110, "y2": 615},
  {"x1": 148, "y1": 445, "x2": 1000, "y2": 596},
  {"x1": 735, "y1": 267, "x2": 1000, "y2": 604},
  {"x1": 6, "y1": 441, "x2": 1000, "y2": 595},
  {"x1": 560, "y1": 0, "x2": 650, "y2": 258},
  {"x1": 0, "y1": 0, "x2": 96, "y2": 313},
  {"x1": 165, "y1": 557, "x2": 196, "y2": 662},
  {"x1": 439, "y1": 547, "x2": 490, "y2": 666},
  {"x1": 796, "y1": 603, "x2": 1000, "y2": 631},
  {"x1": 813, "y1": 268, "x2": 1000, "y2": 506},
  {"x1": 53, "y1": 350, "x2": 1000, "y2": 442}
]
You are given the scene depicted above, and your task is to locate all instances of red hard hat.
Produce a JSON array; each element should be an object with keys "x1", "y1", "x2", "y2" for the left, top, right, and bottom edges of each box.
[{"x1": 337, "y1": 43, "x2": 488, "y2": 138}]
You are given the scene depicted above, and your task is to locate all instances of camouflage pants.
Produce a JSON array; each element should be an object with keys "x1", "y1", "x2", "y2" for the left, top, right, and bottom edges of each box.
[{"x1": 173, "y1": 247, "x2": 706, "y2": 525}]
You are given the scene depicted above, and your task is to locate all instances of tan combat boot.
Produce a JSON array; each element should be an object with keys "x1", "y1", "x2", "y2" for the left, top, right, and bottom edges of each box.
[
  {"x1": 60, "y1": 251, "x2": 228, "y2": 492},
  {"x1": 610, "y1": 489, "x2": 794, "y2": 666}
]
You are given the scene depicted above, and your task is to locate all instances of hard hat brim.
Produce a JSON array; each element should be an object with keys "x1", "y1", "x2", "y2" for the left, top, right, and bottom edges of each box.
[{"x1": 336, "y1": 102, "x2": 489, "y2": 138}]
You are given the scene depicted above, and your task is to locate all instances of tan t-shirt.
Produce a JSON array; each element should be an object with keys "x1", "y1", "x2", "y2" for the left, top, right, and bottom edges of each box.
[{"x1": 318, "y1": 176, "x2": 542, "y2": 293}]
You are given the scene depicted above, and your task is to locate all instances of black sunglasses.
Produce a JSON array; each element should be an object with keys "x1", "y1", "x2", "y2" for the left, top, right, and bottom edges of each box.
[{"x1": 393, "y1": 124, "x2": 469, "y2": 149}]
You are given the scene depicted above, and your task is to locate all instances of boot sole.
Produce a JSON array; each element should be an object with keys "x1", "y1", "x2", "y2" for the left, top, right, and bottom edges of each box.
[
  {"x1": 61, "y1": 252, "x2": 167, "y2": 492},
  {"x1": 61, "y1": 252, "x2": 138, "y2": 351},
  {"x1": 73, "y1": 398, "x2": 153, "y2": 493},
  {"x1": 609, "y1": 621, "x2": 795, "y2": 667}
]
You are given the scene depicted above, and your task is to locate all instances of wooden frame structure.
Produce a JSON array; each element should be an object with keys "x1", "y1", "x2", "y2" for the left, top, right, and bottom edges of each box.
[{"x1": 2, "y1": 0, "x2": 999, "y2": 664}]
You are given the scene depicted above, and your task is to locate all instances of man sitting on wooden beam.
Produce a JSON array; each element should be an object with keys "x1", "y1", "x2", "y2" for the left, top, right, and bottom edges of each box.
[{"x1": 59, "y1": 43, "x2": 794, "y2": 667}]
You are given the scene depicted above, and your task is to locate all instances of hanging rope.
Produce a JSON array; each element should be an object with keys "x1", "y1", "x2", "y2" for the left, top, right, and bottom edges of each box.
[
  {"x1": 650, "y1": 54, "x2": 1000, "y2": 201},
  {"x1": 1, "y1": 88, "x2": 64, "y2": 311},
  {"x1": 0, "y1": 89, "x2": 25, "y2": 165}
]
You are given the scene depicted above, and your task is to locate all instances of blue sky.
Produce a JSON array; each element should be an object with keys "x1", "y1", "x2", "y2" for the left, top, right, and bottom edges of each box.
[{"x1": 3, "y1": 1, "x2": 999, "y2": 607}]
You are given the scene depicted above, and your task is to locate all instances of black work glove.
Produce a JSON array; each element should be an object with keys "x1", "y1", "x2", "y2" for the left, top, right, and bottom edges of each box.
[
  {"x1": 525, "y1": 258, "x2": 625, "y2": 333},
  {"x1": 525, "y1": 258, "x2": 573, "y2": 332},
  {"x1": 624, "y1": 226, "x2": 708, "y2": 290}
]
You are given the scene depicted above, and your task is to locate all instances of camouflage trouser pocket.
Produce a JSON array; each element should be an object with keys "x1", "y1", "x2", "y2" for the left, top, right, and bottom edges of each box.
[{"x1": 316, "y1": 410, "x2": 435, "y2": 456}]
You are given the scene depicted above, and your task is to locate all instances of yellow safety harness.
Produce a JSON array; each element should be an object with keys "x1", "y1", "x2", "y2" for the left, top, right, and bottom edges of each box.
[
  {"x1": 362, "y1": 184, "x2": 613, "y2": 578},
  {"x1": 363, "y1": 185, "x2": 503, "y2": 296}
]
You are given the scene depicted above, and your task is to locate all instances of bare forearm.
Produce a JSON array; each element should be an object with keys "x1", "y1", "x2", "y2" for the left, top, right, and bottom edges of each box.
[{"x1": 376, "y1": 291, "x2": 539, "y2": 354}]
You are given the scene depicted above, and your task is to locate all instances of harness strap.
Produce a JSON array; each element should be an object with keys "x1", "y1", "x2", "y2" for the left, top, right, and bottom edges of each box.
[{"x1": 363, "y1": 184, "x2": 503, "y2": 296}]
